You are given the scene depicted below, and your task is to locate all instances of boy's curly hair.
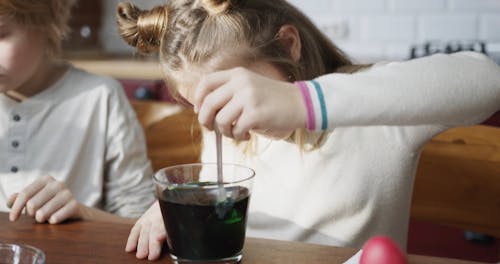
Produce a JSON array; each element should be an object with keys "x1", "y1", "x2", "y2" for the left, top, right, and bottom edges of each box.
[{"x1": 0, "y1": 0, "x2": 77, "y2": 56}]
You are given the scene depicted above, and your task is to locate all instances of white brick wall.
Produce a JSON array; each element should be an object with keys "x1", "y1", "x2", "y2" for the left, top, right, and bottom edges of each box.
[
  {"x1": 360, "y1": 15, "x2": 415, "y2": 41},
  {"x1": 389, "y1": 0, "x2": 447, "y2": 12},
  {"x1": 480, "y1": 15, "x2": 500, "y2": 41},
  {"x1": 287, "y1": 0, "x2": 333, "y2": 15},
  {"x1": 297, "y1": 0, "x2": 500, "y2": 62},
  {"x1": 450, "y1": 0, "x2": 500, "y2": 11},
  {"x1": 100, "y1": 0, "x2": 500, "y2": 62},
  {"x1": 419, "y1": 14, "x2": 478, "y2": 41},
  {"x1": 333, "y1": 0, "x2": 386, "y2": 13}
]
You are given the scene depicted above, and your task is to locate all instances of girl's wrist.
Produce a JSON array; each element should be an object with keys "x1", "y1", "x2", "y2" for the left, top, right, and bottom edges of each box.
[
  {"x1": 295, "y1": 80, "x2": 328, "y2": 131},
  {"x1": 295, "y1": 81, "x2": 315, "y2": 130},
  {"x1": 290, "y1": 83, "x2": 308, "y2": 130}
]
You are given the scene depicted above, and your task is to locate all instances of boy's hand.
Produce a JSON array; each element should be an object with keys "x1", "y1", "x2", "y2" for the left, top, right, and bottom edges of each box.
[
  {"x1": 8, "y1": 175, "x2": 83, "y2": 224},
  {"x1": 125, "y1": 201, "x2": 166, "y2": 260}
]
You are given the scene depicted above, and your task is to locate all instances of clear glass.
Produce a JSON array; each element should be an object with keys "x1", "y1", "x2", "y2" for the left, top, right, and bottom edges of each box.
[
  {"x1": 0, "y1": 243, "x2": 46, "y2": 264},
  {"x1": 154, "y1": 163, "x2": 255, "y2": 263}
]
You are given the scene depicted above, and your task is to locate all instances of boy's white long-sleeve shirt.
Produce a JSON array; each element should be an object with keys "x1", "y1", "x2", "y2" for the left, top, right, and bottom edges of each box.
[
  {"x1": 202, "y1": 52, "x2": 500, "y2": 249},
  {"x1": 0, "y1": 66, "x2": 155, "y2": 218}
]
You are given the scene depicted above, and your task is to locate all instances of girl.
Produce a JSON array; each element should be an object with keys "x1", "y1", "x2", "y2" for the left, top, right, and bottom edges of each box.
[
  {"x1": 116, "y1": 0, "x2": 500, "y2": 260},
  {"x1": 0, "y1": 0, "x2": 155, "y2": 224}
]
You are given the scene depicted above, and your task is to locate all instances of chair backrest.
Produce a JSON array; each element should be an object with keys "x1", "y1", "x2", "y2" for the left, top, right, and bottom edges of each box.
[
  {"x1": 411, "y1": 125, "x2": 500, "y2": 238},
  {"x1": 130, "y1": 100, "x2": 202, "y2": 172}
]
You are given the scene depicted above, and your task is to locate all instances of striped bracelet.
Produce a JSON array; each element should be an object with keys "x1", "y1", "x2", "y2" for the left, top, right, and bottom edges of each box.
[
  {"x1": 296, "y1": 81, "x2": 315, "y2": 130},
  {"x1": 295, "y1": 80, "x2": 328, "y2": 131}
]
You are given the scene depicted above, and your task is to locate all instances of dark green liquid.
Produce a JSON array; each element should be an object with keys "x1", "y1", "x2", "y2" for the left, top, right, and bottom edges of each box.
[{"x1": 159, "y1": 186, "x2": 249, "y2": 261}]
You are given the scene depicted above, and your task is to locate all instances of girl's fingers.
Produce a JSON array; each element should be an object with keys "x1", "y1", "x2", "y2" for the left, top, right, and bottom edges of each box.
[
  {"x1": 125, "y1": 223, "x2": 141, "y2": 252},
  {"x1": 193, "y1": 69, "x2": 234, "y2": 112},
  {"x1": 214, "y1": 98, "x2": 243, "y2": 138},
  {"x1": 197, "y1": 84, "x2": 234, "y2": 130},
  {"x1": 47, "y1": 199, "x2": 79, "y2": 224},
  {"x1": 9, "y1": 177, "x2": 48, "y2": 221},
  {"x1": 232, "y1": 110, "x2": 255, "y2": 141},
  {"x1": 36, "y1": 189, "x2": 72, "y2": 223},
  {"x1": 148, "y1": 224, "x2": 166, "y2": 261},
  {"x1": 136, "y1": 222, "x2": 151, "y2": 259},
  {"x1": 147, "y1": 240, "x2": 162, "y2": 261}
]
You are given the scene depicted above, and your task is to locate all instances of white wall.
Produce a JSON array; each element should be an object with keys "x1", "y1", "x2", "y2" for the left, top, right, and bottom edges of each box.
[
  {"x1": 287, "y1": 0, "x2": 500, "y2": 62},
  {"x1": 100, "y1": 0, "x2": 500, "y2": 62}
]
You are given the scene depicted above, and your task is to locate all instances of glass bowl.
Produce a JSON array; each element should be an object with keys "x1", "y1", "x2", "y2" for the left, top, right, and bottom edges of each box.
[{"x1": 0, "y1": 243, "x2": 46, "y2": 264}]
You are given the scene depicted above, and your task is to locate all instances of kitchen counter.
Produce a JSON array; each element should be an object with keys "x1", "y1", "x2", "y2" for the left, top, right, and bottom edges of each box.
[{"x1": 69, "y1": 58, "x2": 164, "y2": 80}]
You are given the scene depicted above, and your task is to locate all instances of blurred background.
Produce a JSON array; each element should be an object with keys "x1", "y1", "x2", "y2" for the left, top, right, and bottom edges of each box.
[{"x1": 66, "y1": 0, "x2": 500, "y2": 64}]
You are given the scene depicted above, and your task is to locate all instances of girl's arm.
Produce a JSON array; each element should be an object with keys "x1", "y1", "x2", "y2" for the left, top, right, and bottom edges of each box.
[
  {"x1": 194, "y1": 52, "x2": 500, "y2": 140},
  {"x1": 302, "y1": 52, "x2": 500, "y2": 130}
]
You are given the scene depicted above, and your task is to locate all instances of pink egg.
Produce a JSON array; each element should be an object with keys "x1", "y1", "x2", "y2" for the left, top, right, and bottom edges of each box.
[{"x1": 360, "y1": 236, "x2": 408, "y2": 264}]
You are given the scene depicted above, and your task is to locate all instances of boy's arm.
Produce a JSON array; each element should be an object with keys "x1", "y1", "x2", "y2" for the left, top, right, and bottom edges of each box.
[
  {"x1": 102, "y1": 81, "x2": 156, "y2": 219},
  {"x1": 78, "y1": 205, "x2": 136, "y2": 224}
]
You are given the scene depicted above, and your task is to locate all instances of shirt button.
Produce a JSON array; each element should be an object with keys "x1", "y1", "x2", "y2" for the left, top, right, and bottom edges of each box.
[
  {"x1": 13, "y1": 114, "x2": 21, "y2": 122},
  {"x1": 11, "y1": 141, "x2": 19, "y2": 148},
  {"x1": 10, "y1": 166, "x2": 18, "y2": 173}
]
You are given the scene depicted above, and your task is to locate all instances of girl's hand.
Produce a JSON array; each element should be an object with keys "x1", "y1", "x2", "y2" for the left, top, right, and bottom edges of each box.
[
  {"x1": 194, "y1": 67, "x2": 307, "y2": 140},
  {"x1": 125, "y1": 201, "x2": 166, "y2": 260},
  {"x1": 8, "y1": 175, "x2": 83, "y2": 224}
]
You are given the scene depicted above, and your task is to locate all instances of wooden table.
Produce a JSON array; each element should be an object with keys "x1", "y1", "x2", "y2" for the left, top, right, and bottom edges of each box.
[{"x1": 0, "y1": 213, "x2": 484, "y2": 263}]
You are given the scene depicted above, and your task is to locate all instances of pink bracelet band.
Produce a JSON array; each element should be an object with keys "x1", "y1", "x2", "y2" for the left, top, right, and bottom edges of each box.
[{"x1": 295, "y1": 81, "x2": 315, "y2": 130}]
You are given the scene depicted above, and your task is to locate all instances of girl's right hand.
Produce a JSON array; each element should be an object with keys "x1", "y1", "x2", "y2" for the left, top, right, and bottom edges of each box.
[
  {"x1": 125, "y1": 201, "x2": 166, "y2": 261},
  {"x1": 194, "y1": 67, "x2": 307, "y2": 141}
]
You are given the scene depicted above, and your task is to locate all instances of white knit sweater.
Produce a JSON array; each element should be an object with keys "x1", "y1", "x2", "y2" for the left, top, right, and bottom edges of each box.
[{"x1": 201, "y1": 52, "x2": 500, "y2": 250}]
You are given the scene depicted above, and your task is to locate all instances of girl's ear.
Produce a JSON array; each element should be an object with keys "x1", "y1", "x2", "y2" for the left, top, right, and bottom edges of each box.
[{"x1": 276, "y1": 24, "x2": 302, "y2": 62}]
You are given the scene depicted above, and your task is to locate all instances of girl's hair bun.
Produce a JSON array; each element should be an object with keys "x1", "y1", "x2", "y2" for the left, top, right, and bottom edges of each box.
[
  {"x1": 116, "y1": 2, "x2": 168, "y2": 53},
  {"x1": 201, "y1": 0, "x2": 233, "y2": 16}
]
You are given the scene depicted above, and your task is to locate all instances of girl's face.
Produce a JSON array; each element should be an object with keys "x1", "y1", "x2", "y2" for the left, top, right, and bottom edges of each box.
[
  {"x1": 0, "y1": 16, "x2": 48, "y2": 93},
  {"x1": 174, "y1": 59, "x2": 288, "y2": 105},
  {"x1": 171, "y1": 25, "x2": 301, "y2": 105}
]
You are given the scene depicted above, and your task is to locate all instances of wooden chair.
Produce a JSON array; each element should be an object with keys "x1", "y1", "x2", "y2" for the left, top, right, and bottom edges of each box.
[
  {"x1": 411, "y1": 125, "x2": 500, "y2": 238},
  {"x1": 130, "y1": 100, "x2": 202, "y2": 172}
]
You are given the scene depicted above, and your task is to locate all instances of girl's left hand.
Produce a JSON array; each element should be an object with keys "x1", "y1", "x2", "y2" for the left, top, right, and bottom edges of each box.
[
  {"x1": 194, "y1": 67, "x2": 307, "y2": 141},
  {"x1": 125, "y1": 201, "x2": 166, "y2": 260}
]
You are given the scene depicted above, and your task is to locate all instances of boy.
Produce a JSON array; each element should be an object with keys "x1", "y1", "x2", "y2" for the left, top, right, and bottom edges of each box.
[{"x1": 0, "y1": 0, "x2": 155, "y2": 224}]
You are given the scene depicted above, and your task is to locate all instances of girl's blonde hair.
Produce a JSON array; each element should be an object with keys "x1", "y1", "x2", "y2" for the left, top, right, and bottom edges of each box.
[
  {"x1": 116, "y1": 0, "x2": 363, "y2": 149},
  {"x1": 0, "y1": 0, "x2": 76, "y2": 56}
]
